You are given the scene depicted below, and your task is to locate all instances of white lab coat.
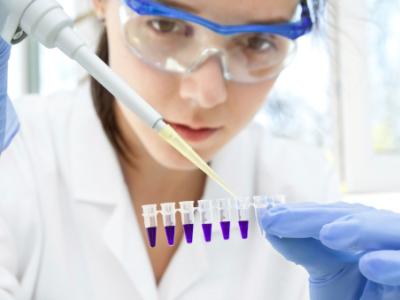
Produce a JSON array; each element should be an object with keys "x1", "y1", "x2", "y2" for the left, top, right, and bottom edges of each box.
[{"x1": 0, "y1": 83, "x2": 340, "y2": 300}]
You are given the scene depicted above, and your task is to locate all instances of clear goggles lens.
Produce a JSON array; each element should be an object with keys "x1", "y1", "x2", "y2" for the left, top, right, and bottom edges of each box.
[{"x1": 119, "y1": 6, "x2": 297, "y2": 83}]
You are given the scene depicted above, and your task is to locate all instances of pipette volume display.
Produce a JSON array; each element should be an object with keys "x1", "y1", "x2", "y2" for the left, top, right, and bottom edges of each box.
[{"x1": 141, "y1": 195, "x2": 285, "y2": 248}]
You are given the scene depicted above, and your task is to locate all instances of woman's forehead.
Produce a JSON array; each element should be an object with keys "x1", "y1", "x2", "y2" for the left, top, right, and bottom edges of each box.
[{"x1": 159, "y1": 0, "x2": 299, "y2": 24}]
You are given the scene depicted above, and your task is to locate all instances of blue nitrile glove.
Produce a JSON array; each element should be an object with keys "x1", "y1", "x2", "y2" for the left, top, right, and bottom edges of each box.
[
  {"x1": 0, "y1": 38, "x2": 19, "y2": 153},
  {"x1": 259, "y1": 202, "x2": 370, "y2": 300},
  {"x1": 322, "y1": 209, "x2": 400, "y2": 299},
  {"x1": 260, "y1": 202, "x2": 400, "y2": 300}
]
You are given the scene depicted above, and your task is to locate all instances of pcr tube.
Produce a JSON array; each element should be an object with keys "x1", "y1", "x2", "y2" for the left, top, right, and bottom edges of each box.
[
  {"x1": 253, "y1": 195, "x2": 285, "y2": 235},
  {"x1": 161, "y1": 202, "x2": 176, "y2": 246},
  {"x1": 179, "y1": 201, "x2": 195, "y2": 244},
  {"x1": 142, "y1": 204, "x2": 158, "y2": 248},
  {"x1": 268, "y1": 195, "x2": 285, "y2": 206},
  {"x1": 217, "y1": 198, "x2": 231, "y2": 240},
  {"x1": 235, "y1": 197, "x2": 251, "y2": 239},
  {"x1": 198, "y1": 200, "x2": 214, "y2": 242}
]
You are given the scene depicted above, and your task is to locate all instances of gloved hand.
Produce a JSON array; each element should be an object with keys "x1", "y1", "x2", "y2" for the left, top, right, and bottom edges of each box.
[
  {"x1": 322, "y1": 208, "x2": 400, "y2": 299},
  {"x1": 259, "y1": 202, "x2": 400, "y2": 300},
  {"x1": 0, "y1": 37, "x2": 19, "y2": 152}
]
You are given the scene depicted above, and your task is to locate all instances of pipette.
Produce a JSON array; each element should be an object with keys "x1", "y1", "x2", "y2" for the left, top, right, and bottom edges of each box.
[
  {"x1": 142, "y1": 195, "x2": 285, "y2": 247},
  {"x1": 0, "y1": 0, "x2": 236, "y2": 197}
]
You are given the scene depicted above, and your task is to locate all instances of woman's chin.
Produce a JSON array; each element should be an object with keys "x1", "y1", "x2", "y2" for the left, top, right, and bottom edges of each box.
[{"x1": 150, "y1": 145, "x2": 213, "y2": 171}]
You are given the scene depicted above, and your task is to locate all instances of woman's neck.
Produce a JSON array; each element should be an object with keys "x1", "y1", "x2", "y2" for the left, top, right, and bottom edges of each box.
[
  {"x1": 115, "y1": 109, "x2": 207, "y2": 283},
  {"x1": 120, "y1": 153, "x2": 206, "y2": 207},
  {"x1": 115, "y1": 105, "x2": 207, "y2": 206}
]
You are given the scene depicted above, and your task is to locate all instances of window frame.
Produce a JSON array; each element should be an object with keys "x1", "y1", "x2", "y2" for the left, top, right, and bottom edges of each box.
[{"x1": 335, "y1": 0, "x2": 400, "y2": 193}]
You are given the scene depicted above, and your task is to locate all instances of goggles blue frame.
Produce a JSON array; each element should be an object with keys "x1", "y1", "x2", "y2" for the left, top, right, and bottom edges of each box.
[{"x1": 123, "y1": 0, "x2": 313, "y2": 40}]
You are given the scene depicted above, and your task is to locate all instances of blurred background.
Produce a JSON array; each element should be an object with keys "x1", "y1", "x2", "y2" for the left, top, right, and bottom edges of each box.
[{"x1": 7, "y1": 0, "x2": 400, "y2": 209}]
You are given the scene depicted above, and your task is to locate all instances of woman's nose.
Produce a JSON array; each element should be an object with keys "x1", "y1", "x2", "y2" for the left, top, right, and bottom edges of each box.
[{"x1": 179, "y1": 56, "x2": 228, "y2": 109}]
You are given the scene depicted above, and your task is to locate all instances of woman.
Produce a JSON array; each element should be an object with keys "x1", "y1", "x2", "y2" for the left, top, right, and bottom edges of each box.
[{"x1": 0, "y1": 0, "x2": 340, "y2": 299}]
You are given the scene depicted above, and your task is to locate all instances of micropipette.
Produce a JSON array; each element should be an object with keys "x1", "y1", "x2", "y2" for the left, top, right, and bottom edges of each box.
[{"x1": 0, "y1": 0, "x2": 236, "y2": 197}]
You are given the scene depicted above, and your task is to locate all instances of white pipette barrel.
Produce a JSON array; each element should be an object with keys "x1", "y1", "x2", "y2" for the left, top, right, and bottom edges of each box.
[
  {"x1": 0, "y1": 0, "x2": 235, "y2": 196},
  {"x1": 55, "y1": 26, "x2": 165, "y2": 130},
  {"x1": 5, "y1": 0, "x2": 167, "y2": 131}
]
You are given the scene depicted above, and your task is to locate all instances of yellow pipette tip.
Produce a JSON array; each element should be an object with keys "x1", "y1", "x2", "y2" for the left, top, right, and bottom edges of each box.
[{"x1": 158, "y1": 124, "x2": 237, "y2": 198}]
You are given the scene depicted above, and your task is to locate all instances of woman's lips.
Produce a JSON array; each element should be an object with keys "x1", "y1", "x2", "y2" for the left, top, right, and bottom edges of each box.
[{"x1": 166, "y1": 121, "x2": 220, "y2": 142}]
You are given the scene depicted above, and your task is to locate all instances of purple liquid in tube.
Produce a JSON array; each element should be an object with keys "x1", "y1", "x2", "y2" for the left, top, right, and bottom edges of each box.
[
  {"x1": 165, "y1": 225, "x2": 175, "y2": 246},
  {"x1": 202, "y1": 223, "x2": 212, "y2": 242},
  {"x1": 183, "y1": 224, "x2": 194, "y2": 243},
  {"x1": 239, "y1": 220, "x2": 249, "y2": 239},
  {"x1": 146, "y1": 227, "x2": 157, "y2": 248},
  {"x1": 220, "y1": 221, "x2": 231, "y2": 240}
]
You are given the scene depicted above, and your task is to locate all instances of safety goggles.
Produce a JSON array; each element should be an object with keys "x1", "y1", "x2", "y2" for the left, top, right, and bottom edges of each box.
[{"x1": 120, "y1": 0, "x2": 313, "y2": 83}]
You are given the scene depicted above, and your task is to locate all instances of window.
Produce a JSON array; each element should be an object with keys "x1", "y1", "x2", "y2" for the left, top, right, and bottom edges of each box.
[
  {"x1": 8, "y1": 0, "x2": 96, "y2": 97},
  {"x1": 336, "y1": 0, "x2": 400, "y2": 193}
]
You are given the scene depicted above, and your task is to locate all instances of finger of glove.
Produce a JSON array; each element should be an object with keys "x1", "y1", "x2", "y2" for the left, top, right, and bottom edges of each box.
[
  {"x1": 260, "y1": 202, "x2": 372, "y2": 239},
  {"x1": 359, "y1": 250, "x2": 400, "y2": 287},
  {"x1": 0, "y1": 41, "x2": 10, "y2": 96},
  {"x1": 266, "y1": 234, "x2": 358, "y2": 280},
  {"x1": 360, "y1": 280, "x2": 400, "y2": 300},
  {"x1": 0, "y1": 38, "x2": 10, "y2": 51},
  {"x1": 320, "y1": 210, "x2": 400, "y2": 252},
  {"x1": 0, "y1": 97, "x2": 19, "y2": 152},
  {"x1": 0, "y1": 38, "x2": 11, "y2": 67},
  {"x1": 0, "y1": 38, "x2": 17, "y2": 152}
]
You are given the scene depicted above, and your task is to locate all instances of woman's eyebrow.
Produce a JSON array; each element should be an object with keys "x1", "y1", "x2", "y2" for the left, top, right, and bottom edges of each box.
[
  {"x1": 160, "y1": 1, "x2": 291, "y2": 25},
  {"x1": 245, "y1": 17, "x2": 291, "y2": 25},
  {"x1": 161, "y1": 0, "x2": 200, "y2": 14}
]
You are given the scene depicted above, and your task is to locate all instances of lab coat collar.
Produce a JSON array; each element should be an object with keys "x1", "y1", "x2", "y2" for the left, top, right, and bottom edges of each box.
[
  {"x1": 158, "y1": 229, "x2": 209, "y2": 300},
  {"x1": 69, "y1": 84, "x2": 158, "y2": 300},
  {"x1": 68, "y1": 83, "x2": 260, "y2": 300},
  {"x1": 103, "y1": 195, "x2": 159, "y2": 300},
  {"x1": 69, "y1": 83, "x2": 126, "y2": 205},
  {"x1": 157, "y1": 126, "x2": 260, "y2": 299}
]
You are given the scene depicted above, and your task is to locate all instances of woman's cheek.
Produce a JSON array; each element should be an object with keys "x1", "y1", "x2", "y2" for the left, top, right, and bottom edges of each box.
[{"x1": 226, "y1": 84, "x2": 273, "y2": 130}]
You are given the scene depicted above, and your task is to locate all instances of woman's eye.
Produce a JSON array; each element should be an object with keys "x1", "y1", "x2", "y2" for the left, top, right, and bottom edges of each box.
[
  {"x1": 244, "y1": 36, "x2": 275, "y2": 52},
  {"x1": 147, "y1": 18, "x2": 191, "y2": 36}
]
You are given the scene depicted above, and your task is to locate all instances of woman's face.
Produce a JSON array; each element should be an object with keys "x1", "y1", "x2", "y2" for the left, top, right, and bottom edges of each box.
[{"x1": 98, "y1": 0, "x2": 298, "y2": 170}]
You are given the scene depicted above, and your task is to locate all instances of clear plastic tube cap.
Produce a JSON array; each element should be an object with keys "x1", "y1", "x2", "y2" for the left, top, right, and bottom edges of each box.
[
  {"x1": 253, "y1": 195, "x2": 285, "y2": 236},
  {"x1": 235, "y1": 197, "x2": 251, "y2": 220},
  {"x1": 142, "y1": 204, "x2": 158, "y2": 228},
  {"x1": 198, "y1": 199, "x2": 213, "y2": 224},
  {"x1": 179, "y1": 201, "x2": 195, "y2": 224},
  {"x1": 253, "y1": 195, "x2": 285, "y2": 209},
  {"x1": 160, "y1": 202, "x2": 176, "y2": 226},
  {"x1": 216, "y1": 198, "x2": 231, "y2": 222}
]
